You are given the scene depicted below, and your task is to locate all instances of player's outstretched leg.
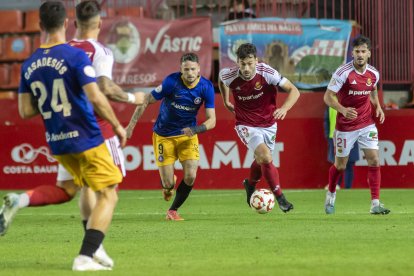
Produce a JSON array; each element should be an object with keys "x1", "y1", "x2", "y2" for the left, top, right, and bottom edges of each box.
[
  {"x1": 242, "y1": 179, "x2": 256, "y2": 206},
  {"x1": 324, "y1": 191, "x2": 336, "y2": 214},
  {"x1": 370, "y1": 202, "x2": 390, "y2": 215},
  {"x1": 0, "y1": 193, "x2": 20, "y2": 236},
  {"x1": 276, "y1": 193, "x2": 294, "y2": 213}
]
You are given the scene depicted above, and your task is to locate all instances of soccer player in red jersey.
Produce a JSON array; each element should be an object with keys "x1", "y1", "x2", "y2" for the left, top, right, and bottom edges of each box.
[
  {"x1": 218, "y1": 43, "x2": 300, "y2": 213},
  {"x1": 323, "y1": 35, "x2": 390, "y2": 215}
]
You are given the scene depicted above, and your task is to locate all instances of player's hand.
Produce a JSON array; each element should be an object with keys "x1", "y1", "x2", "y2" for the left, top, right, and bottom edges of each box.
[
  {"x1": 224, "y1": 101, "x2": 235, "y2": 114},
  {"x1": 273, "y1": 107, "x2": 288, "y2": 120},
  {"x1": 341, "y1": 107, "x2": 358, "y2": 120},
  {"x1": 181, "y1": 127, "x2": 194, "y2": 137},
  {"x1": 376, "y1": 107, "x2": 385, "y2": 124},
  {"x1": 114, "y1": 124, "x2": 127, "y2": 147}
]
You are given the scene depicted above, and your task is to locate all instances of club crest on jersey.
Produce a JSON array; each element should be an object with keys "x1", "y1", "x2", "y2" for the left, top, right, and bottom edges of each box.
[
  {"x1": 194, "y1": 97, "x2": 202, "y2": 104},
  {"x1": 366, "y1": 78, "x2": 372, "y2": 86},
  {"x1": 254, "y1": 82, "x2": 263, "y2": 90}
]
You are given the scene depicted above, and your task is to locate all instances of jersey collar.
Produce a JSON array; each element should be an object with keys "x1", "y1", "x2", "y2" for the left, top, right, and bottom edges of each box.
[
  {"x1": 181, "y1": 75, "x2": 200, "y2": 89},
  {"x1": 40, "y1": 42, "x2": 66, "y2": 48}
]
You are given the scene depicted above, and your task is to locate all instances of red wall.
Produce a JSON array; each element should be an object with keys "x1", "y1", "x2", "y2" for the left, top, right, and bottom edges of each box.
[{"x1": 1, "y1": 93, "x2": 413, "y2": 190}]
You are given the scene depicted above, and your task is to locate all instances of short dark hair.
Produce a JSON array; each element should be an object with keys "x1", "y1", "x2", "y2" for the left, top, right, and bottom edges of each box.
[
  {"x1": 352, "y1": 35, "x2": 371, "y2": 49},
  {"x1": 76, "y1": 0, "x2": 101, "y2": 22},
  {"x1": 236, "y1": 43, "x2": 257, "y2": 59},
  {"x1": 39, "y1": 1, "x2": 67, "y2": 33},
  {"x1": 181, "y1": 53, "x2": 199, "y2": 63}
]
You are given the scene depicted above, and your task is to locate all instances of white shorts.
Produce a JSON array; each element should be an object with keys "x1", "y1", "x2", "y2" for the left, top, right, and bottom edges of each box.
[
  {"x1": 57, "y1": 135, "x2": 126, "y2": 181},
  {"x1": 334, "y1": 124, "x2": 379, "y2": 157},
  {"x1": 235, "y1": 124, "x2": 277, "y2": 152}
]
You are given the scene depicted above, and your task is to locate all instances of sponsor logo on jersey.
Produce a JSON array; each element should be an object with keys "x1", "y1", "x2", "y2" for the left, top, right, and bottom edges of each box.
[
  {"x1": 46, "y1": 130, "x2": 80, "y2": 142},
  {"x1": 171, "y1": 102, "x2": 196, "y2": 111},
  {"x1": 351, "y1": 79, "x2": 357, "y2": 84},
  {"x1": 366, "y1": 78, "x2": 372, "y2": 86},
  {"x1": 237, "y1": 91, "x2": 264, "y2": 101},
  {"x1": 348, "y1": 90, "x2": 371, "y2": 95},
  {"x1": 235, "y1": 86, "x2": 241, "y2": 91},
  {"x1": 194, "y1": 97, "x2": 202, "y2": 104}
]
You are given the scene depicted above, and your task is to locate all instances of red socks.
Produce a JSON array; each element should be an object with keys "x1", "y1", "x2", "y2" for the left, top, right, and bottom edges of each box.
[
  {"x1": 261, "y1": 162, "x2": 282, "y2": 197},
  {"x1": 248, "y1": 160, "x2": 262, "y2": 185},
  {"x1": 26, "y1": 185, "x2": 72, "y2": 206},
  {"x1": 367, "y1": 166, "x2": 381, "y2": 200},
  {"x1": 328, "y1": 165, "x2": 343, "y2": 193}
]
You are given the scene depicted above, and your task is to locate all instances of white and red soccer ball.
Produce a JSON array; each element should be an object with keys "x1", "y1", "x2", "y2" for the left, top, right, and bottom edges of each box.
[{"x1": 249, "y1": 189, "x2": 275, "y2": 214}]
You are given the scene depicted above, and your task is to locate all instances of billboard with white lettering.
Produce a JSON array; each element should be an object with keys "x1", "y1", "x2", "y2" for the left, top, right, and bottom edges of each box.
[{"x1": 219, "y1": 18, "x2": 352, "y2": 89}]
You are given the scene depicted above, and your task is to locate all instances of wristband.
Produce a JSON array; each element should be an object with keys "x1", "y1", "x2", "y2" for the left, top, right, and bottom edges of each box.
[
  {"x1": 189, "y1": 124, "x2": 207, "y2": 134},
  {"x1": 127, "y1": 93, "x2": 136, "y2": 104}
]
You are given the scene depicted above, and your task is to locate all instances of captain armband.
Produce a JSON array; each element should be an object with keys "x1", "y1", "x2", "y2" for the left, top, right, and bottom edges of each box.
[{"x1": 189, "y1": 124, "x2": 207, "y2": 134}]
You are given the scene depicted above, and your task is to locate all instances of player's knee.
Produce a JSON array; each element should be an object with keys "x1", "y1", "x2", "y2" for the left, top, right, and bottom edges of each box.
[
  {"x1": 256, "y1": 155, "x2": 272, "y2": 165},
  {"x1": 335, "y1": 163, "x2": 347, "y2": 171},
  {"x1": 57, "y1": 180, "x2": 79, "y2": 198},
  {"x1": 367, "y1": 158, "x2": 380, "y2": 167},
  {"x1": 183, "y1": 175, "x2": 196, "y2": 186},
  {"x1": 99, "y1": 186, "x2": 118, "y2": 206}
]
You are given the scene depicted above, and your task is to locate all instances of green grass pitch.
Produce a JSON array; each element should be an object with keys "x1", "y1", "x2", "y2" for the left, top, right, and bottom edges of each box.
[{"x1": 0, "y1": 189, "x2": 413, "y2": 275}]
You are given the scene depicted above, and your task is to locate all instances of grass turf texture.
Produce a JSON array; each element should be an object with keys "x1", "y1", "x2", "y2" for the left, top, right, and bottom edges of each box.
[{"x1": 0, "y1": 189, "x2": 413, "y2": 275}]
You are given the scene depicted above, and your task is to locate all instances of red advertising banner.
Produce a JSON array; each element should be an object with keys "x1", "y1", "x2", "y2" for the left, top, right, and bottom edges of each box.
[
  {"x1": 1, "y1": 94, "x2": 413, "y2": 190},
  {"x1": 95, "y1": 16, "x2": 212, "y2": 88}
]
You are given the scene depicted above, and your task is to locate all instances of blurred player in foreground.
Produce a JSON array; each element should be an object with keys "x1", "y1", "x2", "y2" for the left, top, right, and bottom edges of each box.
[{"x1": 0, "y1": 1, "x2": 127, "y2": 271}]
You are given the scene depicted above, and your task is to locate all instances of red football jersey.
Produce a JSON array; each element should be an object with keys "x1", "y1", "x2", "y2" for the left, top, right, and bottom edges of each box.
[
  {"x1": 69, "y1": 39, "x2": 115, "y2": 139},
  {"x1": 328, "y1": 61, "x2": 380, "y2": 131},
  {"x1": 219, "y1": 63, "x2": 286, "y2": 127}
]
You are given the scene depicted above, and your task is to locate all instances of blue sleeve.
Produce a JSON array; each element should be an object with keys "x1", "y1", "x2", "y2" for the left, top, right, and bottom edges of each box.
[
  {"x1": 74, "y1": 51, "x2": 96, "y2": 87},
  {"x1": 203, "y1": 81, "x2": 215, "y2": 109},
  {"x1": 18, "y1": 65, "x2": 30, "y2": 94},
  {"x1": 151, "y1": 75, "x2": 174, "y2": 101}
]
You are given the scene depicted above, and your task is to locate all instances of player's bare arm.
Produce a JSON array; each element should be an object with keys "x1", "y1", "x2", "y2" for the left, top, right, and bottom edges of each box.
[
  {"x1": 97, "y1": 76, "x2": 146, "y2": 105},
  {"x1": 83, "y1": 82, "x2": 126, "y2": 147},
  {"x1": 126, "y1": 93, "x2": 157, "y2": 138},
  {"x1": 18, "y1": 93, "x2": 40, "y2": 119},
  {"x1": 324, "y1": 89, "x2": 358, "y2": 120},
  {"x1": 273, "y1": 79, "x2": 300, "y2": 120},
  {"x1": 182, "y1": 108, "x2": 216, "y2": 137},
  {"x1": 218, "y1": 79, "x2": 235, "y2": 113},
  {"x1": 370, "y1": 86, "x2": 385, "y2": 124}
]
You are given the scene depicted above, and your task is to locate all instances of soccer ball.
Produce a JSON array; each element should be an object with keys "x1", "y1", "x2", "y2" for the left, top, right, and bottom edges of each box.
[{"x1": 249, "y1": 189, "x2": 275, "y2": 214}]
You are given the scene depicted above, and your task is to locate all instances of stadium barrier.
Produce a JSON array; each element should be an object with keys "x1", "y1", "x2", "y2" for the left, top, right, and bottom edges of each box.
[{"x1": 1, "y1": 93, "x2": 413, "y2": 190}]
